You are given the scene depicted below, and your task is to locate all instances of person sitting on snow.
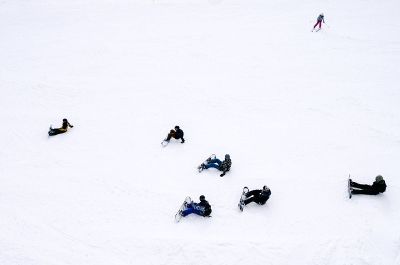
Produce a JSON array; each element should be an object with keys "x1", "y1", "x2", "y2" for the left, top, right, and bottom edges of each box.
[
  {"x1": 350, "y1": 175, "x2": 386, "y2": 196},
  {"x1": 239, "y1": 186, "x2": 271, "y2": 211},
  {"x1": 200, "y1": 154, "x2": 232, "y2": 177},
  {"x1": 181, "y1": 195, "x2": 212, "y2": 217},
  {"x1": 165, "y1": 126, "x2": 185, "y2": 143},
  {"x1": 49, "y1": 118, "x2": 73, "y2": 136}
]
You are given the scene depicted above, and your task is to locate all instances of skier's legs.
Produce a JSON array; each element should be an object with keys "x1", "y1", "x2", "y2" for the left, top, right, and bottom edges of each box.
[
  {"x1": 313, "y1": 21, "x2": 319, "y2": 29},
  {"x1": 244, "y1": 196, "x2": 256, "y2": 205},
  {"x1": 182, "y1": 203, "x2": 204, "y2": 216},
  {"x1": 166, "y1": 132, "x2": 175, "y2": 141},
  {"x1": 351, "y1": 189, "x2": 379, "y2": 195},
  {"x1": 182, "y1": 207, "x2": 195, "y2": 217},
  {"x1": 209, "y1": 159, "x2": 222, "y2": 166},
  {"x1": 245, "y1": 190, "x2": 259, "y2": 198},
  {"x1": 204, "y1": 159, "x2": 222, "y2": 169},
  {"x1": 318, "y1": 21, "x2": 322, "y2": 28},
  {"x1": 351, "y1": 182, "x2": 373, "y2": 190},
  {"x1": 50, "y1": 128, "x2": 66, "y2": 135},
  {"x1": 204, "y1": 163, "x2": 220, "y2": 170}
]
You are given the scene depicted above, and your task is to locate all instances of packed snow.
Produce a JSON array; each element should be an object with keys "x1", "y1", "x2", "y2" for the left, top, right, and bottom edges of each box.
[{"x1": 1, "y1": 0, "x2": 400, "y2": 264}]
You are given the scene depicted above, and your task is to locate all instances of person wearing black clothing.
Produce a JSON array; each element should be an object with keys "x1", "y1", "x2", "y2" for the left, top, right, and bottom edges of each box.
[
  {"x1": 181, "y1": 195, "x2": 212, "y2": 217},
  {"x1": 201, "y1": 154, "x2": 232, "y2": 177},
  {"x1": 239, "y1": 186, "x2": 271, "y2": 211},
  {"x1": 165, "y1": 126, "x2": 185, "y2": 143},
  {"x1": 49, "y1": 118, "x2": 74, "y2": 136},
  {"x1": 350, "y1": 175, "x2": 387, "y2": 196}
]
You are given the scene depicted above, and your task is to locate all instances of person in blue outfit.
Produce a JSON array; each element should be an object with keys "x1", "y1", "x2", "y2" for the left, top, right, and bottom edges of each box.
[
  {"x1": 200, "y1": 154, "x2": 232, "y2": 177},
  {"x1": 181, "y1": 195, "x2": 212, "y2": 217}
]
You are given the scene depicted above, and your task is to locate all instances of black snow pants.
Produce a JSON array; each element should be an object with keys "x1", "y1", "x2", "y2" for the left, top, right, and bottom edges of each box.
[
  {"x1": 351, "y1": 182, "x2": 380, "y2": 195},
  {"x1": 244, "y1": 190, "x2": 267, "y2": 205}
]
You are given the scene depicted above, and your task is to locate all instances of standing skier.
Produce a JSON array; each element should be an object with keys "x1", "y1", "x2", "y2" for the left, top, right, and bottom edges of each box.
[
  {"x1": 313, "y1": 13, "x2": 325, "y2": 31},
  {"x1": 164, "y1": 126, "x2": 185, "y2": 143},
  {"x1": 200, "y1": 154, "x2": 232, "y2": 177},
  {"x1": 49, "y1": 118, "x2": 74, "y2": 136},
  {"x1": 349, "y1": 175, "x2": 387, "y2": 196},
  {"x1": 239, "y1": 186, "x2": 271, "y2": 211},
  {"x1": 181, "y1": 195, "x2": 212, "y2": 217}
]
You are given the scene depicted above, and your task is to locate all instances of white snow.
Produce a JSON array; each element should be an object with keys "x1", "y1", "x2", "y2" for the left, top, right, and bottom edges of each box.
[{"x1": 1, "y1": 0, "x2": 400, "y2": 264}]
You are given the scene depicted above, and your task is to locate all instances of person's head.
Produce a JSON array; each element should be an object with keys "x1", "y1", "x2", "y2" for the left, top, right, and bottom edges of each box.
[
  {"x1": 263, "y1": 185, "x2": 270, "y2": 191},
  {"x1": 63, "y1": 118, "x2": 67, "y2": 122},
  {"x1": 321, "y1": 13, "x2": 324, "y2": 16},
  {"x1": 175, "y1": 126, "x2": 180, "y2": 130},
  {"x1": 225, "y1": 154, "x2": 230, "y2": 160},
  {"x1": 375, "y1": 175, "x2": 384, "y2": 182},
  {"x1": 199, "y1": 195, "x2": 206, "y2": 201}
]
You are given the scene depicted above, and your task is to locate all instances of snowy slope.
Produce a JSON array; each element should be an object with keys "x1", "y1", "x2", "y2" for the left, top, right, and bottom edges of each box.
[{"x1": 1, "y1": 0, "x2": 400, "y2": 264}]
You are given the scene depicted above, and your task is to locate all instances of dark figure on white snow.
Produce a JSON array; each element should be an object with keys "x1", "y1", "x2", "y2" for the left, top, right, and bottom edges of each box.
[
  {"x1": 313, "y1": 13, "x2": 325, "y2": 31},
  {"x1": 165, "y1": 126, "x2": 185, "y2": 143},
  {"x1": 181, "y1": 195, "x2": 212, "y2": 217},
  {"x1": 200, "y1": 154, "x2": 232, "y2": 177},
  {"x1": 350, "y1": 175, "x2": 386, "y2": 196},
  {"x1": 49, "y1": 118, "x2": 74, "y2": 136},
  {"x1": 239, "y1": 186, "x2": 271, "y2": 211}
]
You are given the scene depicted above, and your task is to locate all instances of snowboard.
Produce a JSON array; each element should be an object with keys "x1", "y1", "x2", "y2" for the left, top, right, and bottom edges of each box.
[
  {"x1": 175, "y1": 196, "x2": 192, "y2": 222},
  {"x1": 161, "y1": 139, "x2": 169, "y2": 147},
  {"x1": 238, "y1": 186, "x2": 249, "y2": 211},
  {"x1": 348, "y1": 175, "x2": 352, "y2": 199},
  {"x1": 197, "y1": 154, "x2": 216, "y2": 172}
]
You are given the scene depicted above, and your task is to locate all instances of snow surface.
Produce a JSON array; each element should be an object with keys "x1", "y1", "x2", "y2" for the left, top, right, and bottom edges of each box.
[{"x1": 1, "y1": 0, "x2": 400, "y2": 264}]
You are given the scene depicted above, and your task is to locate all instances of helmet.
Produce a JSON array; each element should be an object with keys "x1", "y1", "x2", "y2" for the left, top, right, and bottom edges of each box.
[
  {"x1": 263, "y1": 185, "x2": 270, "y2": 191},
  {"x1": 225, "y1": 154, "x2": 230, "y2": 159},
  {"x1": 63, "y1": 118, "x2": 67, "y2": 122},
  {"x1": 175, "y1": 126, "x2": 180, "y2": 130},
  {"x1": 375, "y1": 175, "x2": 383, "y2": 182},
  {"x1": 199, "y1": 195, "x2": 205, "y2": 201}
]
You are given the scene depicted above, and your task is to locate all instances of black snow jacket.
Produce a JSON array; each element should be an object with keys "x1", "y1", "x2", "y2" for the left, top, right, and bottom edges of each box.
[
  {"x1": 61, "y1": 119, "x2": 73, "y2": 131},
  {"x1": 372, "y1": 179, "x2": 387, "y2": 193},
  {"x1": 258, "y1": 189, "x2": 271, "y2": 204},
  {"x1": 247, "y1": 189, "x2": 271, "y2": 205},
  {"x1": 219, "y1": 158, "x2": 232, "y2": 175},
  {"x1": 199, "y1": 199, "x2": 212, "y2": 216},
  {"x1": 175, "y1": 128, "x2": 184, "y2": 139}
]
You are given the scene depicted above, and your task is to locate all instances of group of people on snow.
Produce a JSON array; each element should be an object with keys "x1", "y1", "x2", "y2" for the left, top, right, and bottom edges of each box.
[{"x1": 48, "y1": 119, "x2": 388, "y2": 220}]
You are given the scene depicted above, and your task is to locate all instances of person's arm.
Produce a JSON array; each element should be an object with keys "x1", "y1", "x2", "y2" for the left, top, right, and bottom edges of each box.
[{"x1": 68, "y1": 122, "x2": 74, "y2": 128}]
